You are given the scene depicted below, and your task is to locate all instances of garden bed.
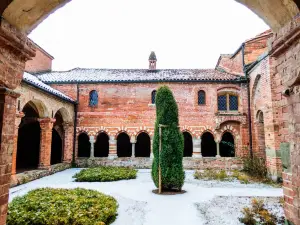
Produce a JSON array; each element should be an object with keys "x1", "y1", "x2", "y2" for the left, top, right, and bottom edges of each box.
[{"x1": 73, "y1": 166, "x2": 137, "y2": 182}]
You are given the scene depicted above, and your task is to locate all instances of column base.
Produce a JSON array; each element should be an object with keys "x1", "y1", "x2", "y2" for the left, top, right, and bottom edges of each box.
[
  {"x1": 216, "y1": 155, "x2": 221, "y2": 158},
  {"x1": 108, "y1": 154, "x2": 118, "y2": 160},
  {"x1": 192, "y1": 153, "x2": 202, "y2": 158},
  {"x1": 38, "y1": 165, "x2": 51, "y2": 170},
  {"x1": 150, "y1": 153, "x2": 154, "y2": 159}
]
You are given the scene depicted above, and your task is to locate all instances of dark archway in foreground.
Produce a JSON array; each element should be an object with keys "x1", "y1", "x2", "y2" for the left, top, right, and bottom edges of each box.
[
  {"x1": 135, "y1": 132, "x2": 151, "y2": 157},
  {"x1": 78, "y1": 133, "x2": 91, "y2": 157},
  {"x1": 17, "y1": 103, "x2": 40, "y2": 172},
  {"x1": 51, "y1": 129, "x2": 63, "y2": 164},
  {"x1": 117, "y1": 133, "x2": 131, "y2": 157},
  {"x1": 183, "y1": 132, "x2": 193, "y2": 157},
  {"x1": 220, "y1": 132, "x2": 235, "y2": 157},
  {"x1": 95, "y1": 133, "x2": 109, "y2": 157},
  {"x1": 201, "y1": 132, "x2": 216, "y2": 157}
]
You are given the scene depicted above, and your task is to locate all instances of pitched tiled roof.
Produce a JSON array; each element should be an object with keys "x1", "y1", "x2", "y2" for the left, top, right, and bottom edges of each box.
[
  {"x1": 37, "y1": 68, "x2": 243, "y2": 84},
  {"x1": 23, "y1": 72, "x2": 75, "y2": 103}
]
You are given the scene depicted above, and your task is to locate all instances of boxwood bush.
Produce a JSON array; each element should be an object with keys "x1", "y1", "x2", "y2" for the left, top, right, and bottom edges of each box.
[
  {"x1": 73, "y1": 166, "x2": 137, "y2": 182},
  {"x1": 7, "y1": 188, "x2": 118, "y2": 225}
]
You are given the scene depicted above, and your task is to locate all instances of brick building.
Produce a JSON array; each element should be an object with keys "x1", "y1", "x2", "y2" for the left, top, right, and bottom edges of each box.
[{"x1": 10, "y1": 30, "x2": 283, "y2": 178}]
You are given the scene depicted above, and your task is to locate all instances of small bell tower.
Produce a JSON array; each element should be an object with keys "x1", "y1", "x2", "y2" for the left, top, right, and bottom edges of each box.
[{"x1": 149, "y1": 51, "x2": 157, "y2": 70}]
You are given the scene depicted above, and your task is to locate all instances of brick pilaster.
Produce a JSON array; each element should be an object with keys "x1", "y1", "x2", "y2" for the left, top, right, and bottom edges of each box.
[
  {"x1": 62, "y1": 122, "x2": 74, "y2": 163},
  {"x1": 11, "y1": 112, "x2": 24, "y2": 175},
  {"x1": 0, "y1": 18, "x2": 35, "y2": 225},
  {"x1": 38, "y1": 118, "x2": 55, "y2": 169},
  {"x1": 0, "y1": 88, "x2": 20, "y2": 224}
]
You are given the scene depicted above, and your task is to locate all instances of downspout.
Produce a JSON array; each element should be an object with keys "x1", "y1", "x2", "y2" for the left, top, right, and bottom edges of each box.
[
  {"x1": 72, "y1": 83, "x2": 79, "y2": 166},
  {"x1": 242, "y1": 43, "x2": 253, "y2": 158}
]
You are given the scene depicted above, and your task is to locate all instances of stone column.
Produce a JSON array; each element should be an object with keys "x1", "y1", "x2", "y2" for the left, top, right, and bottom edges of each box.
[
  {"x1": 216, "y1": 141, "x2": 221, "y2": 158},
  {"x1": 0, "y1": 19, "x2": 35, "y2": 225},
  {"x1": 192, "y1": 138, "x2": 202, "y2": 158},
  {"x1": 150, "y1": 138, "x2": 154, "y2": 158},
  {"x1": 89, "y1": 136, "x2": 95, "y2": 158},
  {"x1": 108, "y1": 136, "x2": 117, "y2": 159},
  {"x1": 130, "y1": 136, "x2": 136, "y2": 158},
  {"x1": 38, "y1": 118, "x2": 55, "y2": 169},
  {"x1": 62, "y1": 122, "x2": 74, "y2": 163},
  {"x1": 11, "y1": 112, "x2": 24, "y2": 175}
]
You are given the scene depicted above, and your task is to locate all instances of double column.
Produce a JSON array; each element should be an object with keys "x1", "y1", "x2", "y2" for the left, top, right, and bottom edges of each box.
[
  {"x1": 192, "y1": 138, "x2": 202, "y2": 158},
  {"x1": 38, "y1": 118, "x2": 56, "y2": 169}
]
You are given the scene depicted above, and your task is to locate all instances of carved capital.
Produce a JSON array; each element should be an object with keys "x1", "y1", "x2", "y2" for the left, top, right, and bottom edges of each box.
[{"x1": 38, "y1": 118, "x2": 56, "y2": 130}]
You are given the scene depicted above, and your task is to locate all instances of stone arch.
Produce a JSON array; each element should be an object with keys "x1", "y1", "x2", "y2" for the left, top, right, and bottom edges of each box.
[
  {"x1": 135, "y1": 132, "x2": 151, "y2": 157},
  {"x1": 51, "y1": 110, "x2": 64, "y2": 165},
  {"x1": 54, "y1": 107, "x2": 72, "y2": 123},
  {"x1": 182, "y1": 131, "x2": 193, "y2": 157},
  {"x1": 199, "y1": 127, "x2": 217, "y2": 139},
  {"x1": 95, "y1": 131, "x2": 109, "y2": 157},
  {"x1": 17, "y1": 102, "x2": 41, "y2": 172},
  {"x1": 201, "y1": 131, "x2": 217, "y2": 157},
  {"x1": 22, "y1": 99, "x2": 49, "y2": 118},
  {"x1": 3, "y1": 0, "x2": 298, "y2": 33}
]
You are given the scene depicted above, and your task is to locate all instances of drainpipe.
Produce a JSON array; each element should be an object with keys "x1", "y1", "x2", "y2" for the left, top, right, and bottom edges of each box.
[
  {"x1": 242, "y1": 43, "x2": 253, "y2": 158},
  {"x1": 72, "y1": 84, "x2": 79, "y2": 166}
]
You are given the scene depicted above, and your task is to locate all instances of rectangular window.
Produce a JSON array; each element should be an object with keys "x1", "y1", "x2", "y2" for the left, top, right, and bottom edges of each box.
[
  {"x1": 229, "y1": 95, "x2": 238, "y2": 111},
  {"x1": 218, "y1": 95, "x2": 227, "y2": 111}
]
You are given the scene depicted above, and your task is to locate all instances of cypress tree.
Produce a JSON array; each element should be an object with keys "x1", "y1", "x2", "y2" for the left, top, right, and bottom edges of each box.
[{"x1": 151, "y1": 86, "x2": 185, "y2": 191}]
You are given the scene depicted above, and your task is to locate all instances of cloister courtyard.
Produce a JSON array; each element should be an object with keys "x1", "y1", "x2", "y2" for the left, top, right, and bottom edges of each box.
[{"x1": 10, "y1": 169, "x2": 283, "y2": 225}]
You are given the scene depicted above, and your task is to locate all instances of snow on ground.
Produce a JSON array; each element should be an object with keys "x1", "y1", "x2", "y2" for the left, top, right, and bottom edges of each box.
[{"x1": 9, "y1": 169, "x2": 283, "y2": 225}]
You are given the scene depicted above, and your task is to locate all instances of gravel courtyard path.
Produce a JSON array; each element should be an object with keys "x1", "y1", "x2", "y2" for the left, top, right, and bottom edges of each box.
[{"x1": 9, "y1": 169, "x2": 283, "y2": 225}]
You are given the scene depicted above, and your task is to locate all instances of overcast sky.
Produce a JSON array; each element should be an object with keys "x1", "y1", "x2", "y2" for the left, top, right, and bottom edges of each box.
[{"x1": 29, "y1": 0, "x2": 269, "y2": 70}]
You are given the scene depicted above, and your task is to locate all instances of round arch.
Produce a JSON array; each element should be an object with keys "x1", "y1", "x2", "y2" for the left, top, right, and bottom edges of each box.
[
  {"x1": 22, "y1": 99, "x2": 49, "y2": 118},
  {"x1": 220, "y1": 132, "x2": 235, "y2": 157},
  {"x1": 94, "y1": 132, "x2": 109, "y2": 157},
  {"x1": 117, "y1": 132, "x2": 131, "y2": 157},
  {"x1": 17, "y1": 101, "x2": 41, "y2": 172},
  {"x1": 77, "y1": 132, "x2": 91, "y2": 157},
  {"x1": 183, "y1": 131, "x2": 193, "y2": 157},
  {"x1": 55, "y1": 107, "x2": 72, "y2": 123},
  {"x1": 135, "y1": 132, "x2": 151, "y2": 157},
  {"x1": 201, "y1": 132, "x2": 216, "y2": 157}
]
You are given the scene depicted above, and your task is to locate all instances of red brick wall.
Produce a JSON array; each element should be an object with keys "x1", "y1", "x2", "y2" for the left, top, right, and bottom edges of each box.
[
  {"x1": 51, "y1": 82, "x2": 249, "y2": 156},
  {"x1": 25, "y1": 44, "x2": 53, "y2": 74},
  {"x1": 216, "y1": 51, "x2": 244, "y2": 76}
]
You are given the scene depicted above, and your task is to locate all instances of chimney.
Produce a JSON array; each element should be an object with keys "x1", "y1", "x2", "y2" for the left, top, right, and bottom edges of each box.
[{"x1": 149, "y1": 51, "x2": 157, "y2": 70}]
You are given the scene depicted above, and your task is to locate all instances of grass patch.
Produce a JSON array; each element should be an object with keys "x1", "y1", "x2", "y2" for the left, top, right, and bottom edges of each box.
[
  {"x1": 7, "y1": 188, "x2": 118, "y2": 225},
  {"x1": 73, "y1": 166, "x2": 137, "y2": 182},
  {"x1": 194, "y1": 169, "x2": 281, "y2": 187}
]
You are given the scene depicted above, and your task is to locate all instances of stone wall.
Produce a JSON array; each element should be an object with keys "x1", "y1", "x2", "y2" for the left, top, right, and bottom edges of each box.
[{"x1": 76, "y1": 157, "x2": 243, "y2": 170}]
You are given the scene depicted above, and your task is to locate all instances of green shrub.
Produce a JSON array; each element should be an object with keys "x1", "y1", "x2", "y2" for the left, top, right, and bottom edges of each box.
[
  {"x1": 7, "y1": 188, "x2": 118, "y2": 225},
  {"x1": 194, "y1": 169, "x2": 230, "y2": 181},
  {"x1": 151, "y1": 86, "x2": 185, "y2": 191},
  {"x1": 239, "y1": 198, "x2": 284, "y2": 225},
  {"x1": 73, "y1": 167, "x2": 137, "y2": 182},
  {"x1": 242, "y1": 155, "x2": 268, "y2": 179}
]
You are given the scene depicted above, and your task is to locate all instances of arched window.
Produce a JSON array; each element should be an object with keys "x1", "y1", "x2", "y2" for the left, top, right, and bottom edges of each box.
[
  {"x1": 218, "y1": 93, "x2": 238, "y2": 111},
  {"x1": 198, "y1": 90, "x2": 206, "y2": 105},
  {"x1": 89, "y1": 90, "x2": 98, "y2": 107},
  {"x1": 151, "y1": 90, "x2": 156, "y2": 104}
]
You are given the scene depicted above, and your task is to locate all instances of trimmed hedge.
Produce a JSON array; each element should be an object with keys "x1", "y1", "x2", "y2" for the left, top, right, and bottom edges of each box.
[
  {"x1": 73, "y1": 167, "x2": 137, "y2": 182},
  {"x1": 8, "y1": 188, "x2": 118, "y2": 225},
  {"x1": 151, "y1": 86, "x2": 185, "y2": 191}
]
